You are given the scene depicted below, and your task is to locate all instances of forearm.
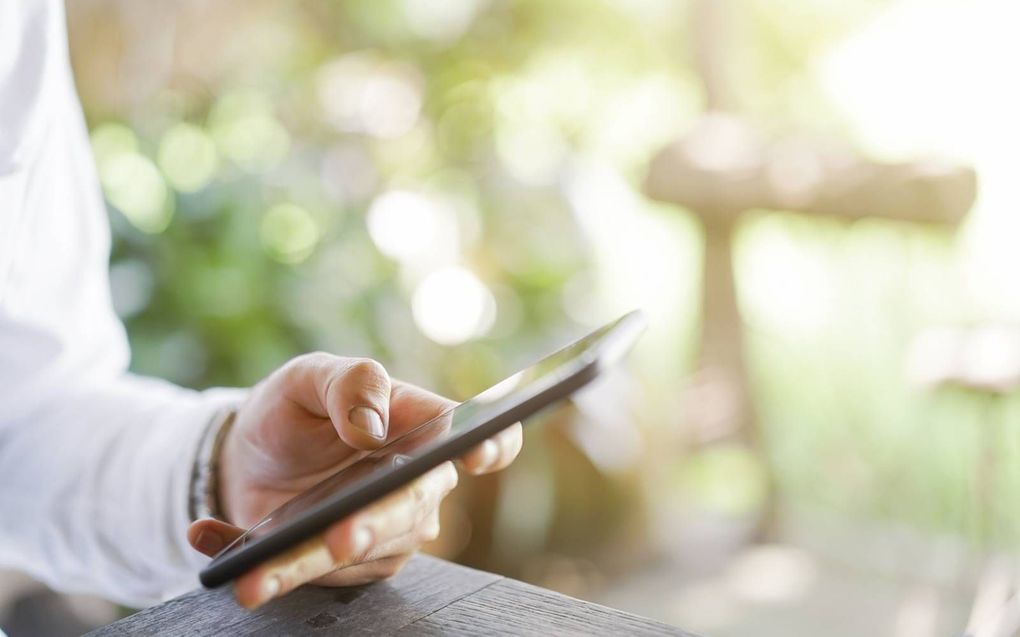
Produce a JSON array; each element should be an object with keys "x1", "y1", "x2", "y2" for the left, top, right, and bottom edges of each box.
[{"x1": 0, "y1": 374, "x2": 244, "y2": 607}]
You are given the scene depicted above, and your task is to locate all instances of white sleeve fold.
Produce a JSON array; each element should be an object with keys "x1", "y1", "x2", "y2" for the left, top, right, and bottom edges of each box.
[{"x1": 0, "y1": 378, "x2": 246, "y2": 607}]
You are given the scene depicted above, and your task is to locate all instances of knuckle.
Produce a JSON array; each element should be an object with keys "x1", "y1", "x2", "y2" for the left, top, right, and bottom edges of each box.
[
  {"x1": 292, "y1": 351, "x2": 331, "y2": 369},
  {"x1": 411, "y1": 481, "x2": 428, "y2": 506},
  {"x1": 347, "y1": 358, "x2": 388, "y2": 380},
  {"x1": 378, "y1": 494, "x2": 414, "y2": 532},
  {"x1": 280, "y1": 351, "x2": 330, "y2": 382},
  {"x1": 344, "y1": 359, "x2": 390, "y2": 396},
  {"x1": 420, "y1": 518, "x2": 441, "y2": 542}
]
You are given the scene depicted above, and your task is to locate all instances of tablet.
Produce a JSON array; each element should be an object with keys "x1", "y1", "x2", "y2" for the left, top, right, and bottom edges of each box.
[{"x1": 200, "y1": 310, "x2": 646, "y2": 587}]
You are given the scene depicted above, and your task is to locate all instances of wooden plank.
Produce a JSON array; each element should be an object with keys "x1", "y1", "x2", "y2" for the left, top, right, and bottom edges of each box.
[
  {"x1": 86, "y1": 555, "x2": 499, "y2": 636},
  {"x1": 87, "y1": 555, "x2": 691, "y2": 636},
  {"x1": 399, "y1": 578, "x2": 694, "y2": 637}
]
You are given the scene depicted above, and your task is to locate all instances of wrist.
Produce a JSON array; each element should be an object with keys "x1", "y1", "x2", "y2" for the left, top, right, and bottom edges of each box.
[{"x1": 189, "y1": 406, "x2": 237, "y2": 523}]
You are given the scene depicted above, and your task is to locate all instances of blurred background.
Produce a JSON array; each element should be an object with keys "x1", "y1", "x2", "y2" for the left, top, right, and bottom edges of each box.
[{"x1": 4, "y1": 0, "x2": 1020, "y2": 635}]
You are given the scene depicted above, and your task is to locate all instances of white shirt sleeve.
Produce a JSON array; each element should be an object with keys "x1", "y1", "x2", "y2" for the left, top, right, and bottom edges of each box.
[{"x1": 0, "y1": 0, "x2": 245, "y2": 607}]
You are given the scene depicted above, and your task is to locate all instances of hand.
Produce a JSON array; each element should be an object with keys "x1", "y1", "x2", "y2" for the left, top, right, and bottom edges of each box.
[{"x1": 186, "y1": 352, "x2": 522, "y2": 609}]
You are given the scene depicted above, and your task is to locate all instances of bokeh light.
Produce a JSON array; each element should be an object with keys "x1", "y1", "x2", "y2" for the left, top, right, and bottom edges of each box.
[
  {"x1": 317, "y1": 53, "x2": 423, "y2": 139},
  {"x1": 99, "y1": 151, "x2": 173, "y2": 234},
  {"x1": 366, "y1": 190, "x2": 459, "y2": 267},
  {"x1": 108, "y1": 259, "x2": 154, "y2": 319},
  {"x1": 157, "y1": 123, "x2": 219, "y2": 193},
  {"x1": 400, "y1": 0, "x2": 483, "y2": 43},
  {"x1": 90, "y1": 123, "x2": 139, "y2": 162},
  {"x1": 209, "y1": 91, "x2": 290, "y2": 172},
  {"x1": 260, "y1": 203, "x2": 321, "y2": 264},
  {"x1": 412, "y1": 266, "x2": 496, "y2": 346}
]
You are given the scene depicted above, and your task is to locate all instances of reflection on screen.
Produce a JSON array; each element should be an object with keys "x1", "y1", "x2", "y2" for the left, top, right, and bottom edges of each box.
[{"x1": 215, "y1": 319, "x2": 616, "y2": 557}]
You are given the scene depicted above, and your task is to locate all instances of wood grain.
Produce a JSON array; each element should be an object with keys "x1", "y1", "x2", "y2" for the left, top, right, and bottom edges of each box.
[
  {"x1": 85, "y1": 555, "x2": 691, "y2": 636},
  {"x1": 397, "y1": 577, "x2": 696, "y2": 636}
]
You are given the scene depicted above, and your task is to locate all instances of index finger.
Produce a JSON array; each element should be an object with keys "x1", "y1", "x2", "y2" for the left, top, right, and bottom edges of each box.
[
  {"x1": 387, "y1": 381, "x2": 456, "y2": 439},
  {"x1": 233, "y1": 462, "x2": 458, "y2": 609}
]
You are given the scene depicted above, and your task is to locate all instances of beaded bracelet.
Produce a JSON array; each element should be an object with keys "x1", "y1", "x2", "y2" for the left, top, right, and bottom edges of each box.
[{"x1": 188, "y1": 407, "x2": 237, "y2": 522}]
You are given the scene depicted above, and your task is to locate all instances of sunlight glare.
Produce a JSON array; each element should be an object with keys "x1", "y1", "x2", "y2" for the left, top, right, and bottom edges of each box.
[
  {"x1": 367, "y1": 190, "x2": 460, "y2": 268},
  {"x1": 412, "y1": 266, "x2": 496, "y2": 345}
]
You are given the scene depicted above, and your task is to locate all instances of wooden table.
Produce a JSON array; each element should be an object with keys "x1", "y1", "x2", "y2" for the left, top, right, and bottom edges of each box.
[{"x1": 86, "y1": 555, "x2": 692, "y2": 636}]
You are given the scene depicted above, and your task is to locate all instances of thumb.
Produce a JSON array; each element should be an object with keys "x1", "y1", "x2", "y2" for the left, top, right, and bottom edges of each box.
[
  {"x1": 319, "y1": 357, "x2": 392, "y2": 450},
  {"x1": 188, "y1": 518, "x2": 246, "y2": 558}
]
